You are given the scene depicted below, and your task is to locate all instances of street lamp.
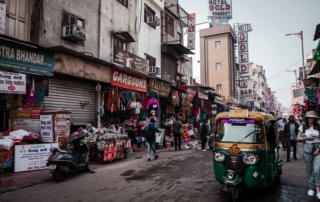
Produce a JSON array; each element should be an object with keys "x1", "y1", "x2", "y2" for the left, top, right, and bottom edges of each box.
[
  {"x1": 285, "y1": 31, "x2": 305, "y2": 85},
  {"x1": 287, "y1": 70, "x2": 297, "y2": 87}
]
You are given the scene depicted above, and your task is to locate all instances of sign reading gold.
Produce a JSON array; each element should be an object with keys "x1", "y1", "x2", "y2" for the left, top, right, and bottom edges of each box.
[
  {"x1": 151, "y1": 81, "x2": 171, "y2": 97},
  {"x1": 228, "y1": 144, "x2": 241, "y2": 155}
]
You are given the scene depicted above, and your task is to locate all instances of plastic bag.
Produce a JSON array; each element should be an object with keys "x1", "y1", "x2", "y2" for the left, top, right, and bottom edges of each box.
[{"x1": 9, "y1": 129, "x2": 29, "y2": 139}]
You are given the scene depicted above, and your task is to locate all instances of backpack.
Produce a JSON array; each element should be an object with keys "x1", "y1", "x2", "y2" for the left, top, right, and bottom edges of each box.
[{"x1": 146, "y1": 124, "x2": 156, "y2": 141}]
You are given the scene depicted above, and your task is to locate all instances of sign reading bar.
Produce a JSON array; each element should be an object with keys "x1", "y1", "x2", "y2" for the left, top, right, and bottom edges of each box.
[
  {"x1": 150, "y1": 80, "x2": 171, "y2": 97},
  {"x1": 113, "y1": 46, "x2": 149, "y2": 73},
  {"x1": 208, "y1": 0, "x2": 232, "y2": 18},
  {"x1": 229, "y1": 110, "x2": 249, "y2": 118},
  {"x1": 0, "y1": 71, "x2": 26, "y2": 94},
  {"x1": 0, "y1": 39, "x2": 54, "y2": 76},
  {"x1": 14, "y1": 143, "x2": 59, "y2": 172},
  {"x1": 111, "y1": 69, "x2": 147, "y2": 92}
]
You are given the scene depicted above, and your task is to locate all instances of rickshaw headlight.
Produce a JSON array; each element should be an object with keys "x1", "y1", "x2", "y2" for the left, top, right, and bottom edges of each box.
[
  {"x1": 243, "y1": 154, "x2": 259, "y2": 165},
  {"x1": 227, "y1": 172, "x2": 235, "y2": 180},
  {"x1": 214, "y1": 152, "x2": 225, "y2": 162}
]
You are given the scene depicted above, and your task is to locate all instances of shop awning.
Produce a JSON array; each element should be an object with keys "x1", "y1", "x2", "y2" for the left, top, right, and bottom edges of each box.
[
  {"x1": 163, "y1": 43, "x2": 194, "y2": 55},
  {"x1": 114, "y1": 31, "x2": 136, "y2": 42},
  {"x1": 309, "y1": 60, "x2": 320, "y2": 76},
  {"x1": 215, "y1": 97, "x2": 226, "y2": 105}
]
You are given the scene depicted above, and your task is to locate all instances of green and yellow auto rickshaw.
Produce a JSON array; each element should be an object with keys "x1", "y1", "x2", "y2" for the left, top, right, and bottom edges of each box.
[{"x1": 212, "y1": 110, "x2": 283, "y2": 202}]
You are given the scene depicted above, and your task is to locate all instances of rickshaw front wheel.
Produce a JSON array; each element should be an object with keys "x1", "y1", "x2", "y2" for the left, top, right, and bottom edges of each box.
[{"x1": 227, "y1": 185, "x2": 240, "y2": 202}]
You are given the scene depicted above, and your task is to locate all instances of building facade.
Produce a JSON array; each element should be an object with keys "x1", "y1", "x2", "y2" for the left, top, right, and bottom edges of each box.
[{"x1": 200, "y1": 25, "x2": 237, "y2": 103}]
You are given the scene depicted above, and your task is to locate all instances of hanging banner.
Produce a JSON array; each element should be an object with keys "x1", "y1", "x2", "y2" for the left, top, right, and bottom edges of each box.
[
  {"x1": 208, "y1": 0, "x2": 232, "y2": 18},
  {"x1": 0, "y1": 71, "x2": 26, "y2": 94},
  {"x1": 187, "y1": 13, "x2": 196, "y2": 50},
  {"x1": 14, "y1": 143, "x2": 59, "y2": 172},
  {"x1": 179, "y1": 86, "x2": 197, "y2": 102},
  {"x1": 40, "y1": 115, "x2": 54, "y2": 143},
  {"x1": 111, "y1": 69, "x2": 147, "y2": 92}
]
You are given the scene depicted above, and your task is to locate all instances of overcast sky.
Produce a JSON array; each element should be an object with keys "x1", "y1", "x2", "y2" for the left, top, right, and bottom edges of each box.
[{"x1": 179, "y1": 0, "x2": 320, "y2": 108}]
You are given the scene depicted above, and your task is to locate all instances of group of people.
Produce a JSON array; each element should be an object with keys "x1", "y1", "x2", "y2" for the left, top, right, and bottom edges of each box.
[
  {"x1": 144, "y1": 117, "x2": 214, "y2": 161},
  {"x1": 278, "y1": 111, "x2": 320, "y2": 199}
]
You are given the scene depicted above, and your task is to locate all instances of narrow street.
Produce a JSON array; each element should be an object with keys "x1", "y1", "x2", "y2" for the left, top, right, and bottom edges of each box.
[{"x1": 1, "y1": 144, "x2": 318, "y2": 202}]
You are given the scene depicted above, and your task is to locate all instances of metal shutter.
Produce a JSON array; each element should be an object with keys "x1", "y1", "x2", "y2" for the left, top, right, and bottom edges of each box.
[{"x1": 43, "y1": 76, "x2": 97, "y2": 126}]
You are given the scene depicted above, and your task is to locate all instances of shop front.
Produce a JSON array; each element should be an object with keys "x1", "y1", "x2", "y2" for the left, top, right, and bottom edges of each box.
[{"x1": 0, "y1": 36, "x2": 55, "y2": 172}]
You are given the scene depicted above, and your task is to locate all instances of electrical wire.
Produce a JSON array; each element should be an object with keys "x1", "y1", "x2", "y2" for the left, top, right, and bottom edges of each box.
[{"x1": 267, "y1": 53, "x2": 310, "y2": 80}]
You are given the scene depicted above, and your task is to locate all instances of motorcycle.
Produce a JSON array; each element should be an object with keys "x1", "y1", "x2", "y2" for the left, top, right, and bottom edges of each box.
[{"x1": 47, "y1": 134, "x2": 91, "y2": 182}]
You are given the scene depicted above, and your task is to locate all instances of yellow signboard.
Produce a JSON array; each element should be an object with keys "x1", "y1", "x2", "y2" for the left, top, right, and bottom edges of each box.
[{"x1": 229, "y1": 110, "x2": 248, "y2": 118}]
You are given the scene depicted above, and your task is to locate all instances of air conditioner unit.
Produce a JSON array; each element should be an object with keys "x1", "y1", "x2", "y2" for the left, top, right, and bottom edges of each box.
[
  {"x1": 62, "y1": 24, "x2": 86, "y2": 42},
  {"x1": 148, "y1": 66, "x2": 161, "y2": 75},
  {"x1": 147, "y1": 15, "x2": 160, "y2": 27}
]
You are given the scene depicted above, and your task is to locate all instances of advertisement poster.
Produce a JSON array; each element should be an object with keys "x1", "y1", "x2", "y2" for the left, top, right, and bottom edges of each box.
[
  {"x1": 0, "y1": 71, "x2": 26, "y2": 94},
  {"x1": 10, "y1": 119, "x2": 40, "y2": 133},
  {"x1": 14, "y1": 143, "x2": 59, "y2": 172},
  {"x1": 40, "y1": 115, "x2": 53, "y2": 143},
  {"x1": 54, "y1": 113, "x2": 71, "y2": 149},
  {"x1": 187, "y1": 13, "x2": 196, "y2": 50},
  {"x1": 113, "y1": 46, "x2": 149, "y2": 73}
]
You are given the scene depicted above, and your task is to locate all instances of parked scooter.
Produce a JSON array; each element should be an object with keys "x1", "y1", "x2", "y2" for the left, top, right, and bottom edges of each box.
[{"x1": 47, "y1": 134, "x2": 91, "y2": 182}]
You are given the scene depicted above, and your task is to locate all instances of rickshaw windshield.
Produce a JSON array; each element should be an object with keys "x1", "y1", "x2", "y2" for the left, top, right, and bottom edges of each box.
[{"x1": 215, "y1": 118, "x2": 264, "y2": 143}]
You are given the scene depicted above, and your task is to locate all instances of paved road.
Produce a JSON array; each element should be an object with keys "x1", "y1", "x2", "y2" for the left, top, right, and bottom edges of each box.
[{"x1": 0, "y1": 145, "x2": 319, "y2": 202}]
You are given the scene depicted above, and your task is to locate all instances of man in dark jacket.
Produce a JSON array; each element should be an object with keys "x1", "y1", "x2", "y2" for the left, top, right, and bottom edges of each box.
[
  {"x1": 200, "y1": 119, "x2": 209, "y2": 151},
  {"x1": 173, "y1": 116, "x2": 182, "y2": 151},
  {"x1": 146, "y1": 118, "x2": 160, "y2": 161},
  {"x1": 283, "y1": 115, "x2": 299, "y2": 162}
]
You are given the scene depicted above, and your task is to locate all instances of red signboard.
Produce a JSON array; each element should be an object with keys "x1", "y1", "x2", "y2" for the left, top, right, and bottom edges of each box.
[
  {"x1": 179, "y1": 86, "x2": 197, "y2": 102},
  {"x1": 111, "y1": 69, "x2": 147, "y2": 92}
]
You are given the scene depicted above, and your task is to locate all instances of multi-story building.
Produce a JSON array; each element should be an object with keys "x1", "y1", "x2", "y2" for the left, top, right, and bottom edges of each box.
[
  {"x1": 161, "y1": 0, "x2": 193, "y2": 85},
  {"x1": 200, "y1": 24, "x2": 237, "y2": 104}
]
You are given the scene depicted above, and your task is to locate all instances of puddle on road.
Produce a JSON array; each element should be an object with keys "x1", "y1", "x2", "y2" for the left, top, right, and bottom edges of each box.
[{"x1": 121, "y1": 169, "x2": 136, "y2": 177}]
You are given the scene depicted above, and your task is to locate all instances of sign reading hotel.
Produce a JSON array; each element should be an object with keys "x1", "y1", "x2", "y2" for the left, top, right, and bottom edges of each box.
[
  {"x1": 0, "y1": 39, "x2": 54, "y2": 76},
  {"x1": 187, "y1": 13, "x2": 196, "y2": 50},
  {"x1": 236, "y1": 23, "x2": 253, "y2": 74},
  {"x1": 111, "y1": 69, "x2": 147, "y2": 92},
  {"x1": 208, "y1": 0, "x2": 232, "y2": 18}
]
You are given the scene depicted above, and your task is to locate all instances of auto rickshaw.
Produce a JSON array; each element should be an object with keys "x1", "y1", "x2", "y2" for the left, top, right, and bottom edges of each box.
[{"x1": 212, "y1": 110, "x2": 283, "y2": 202}]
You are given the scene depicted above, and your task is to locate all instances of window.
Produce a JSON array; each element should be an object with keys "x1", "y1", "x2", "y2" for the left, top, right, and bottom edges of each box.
[
  {"x1": 62, "y1": 12, "x2": 85, "y2": 28},
  {"x1": 117, "y1": 0, "x2": 128, "y2": 7},
  {"x1": 114, "y1": 36, "x2": 127, "y2": 51},
  {"x1": 216, "y1": 63, "x2": 221, "y2": 70},
  {"x1": 165, "y1": 15, "x2": 174, "y2": 37},
  {"x1": 217, "y1": 84, "x2": 222, "y2": 92},
  {"x1": 215, "y1": 41, "x2": 220, "y2": 49},
  {"x1": 177, "y1": 32, "x2": 182, "y2": 43},
  {"x1": 146, "y1": 54, "x2": 156, "y2": 66},
  {"x1": 144, "y1": 4, "x2": 155, "y2": 23}
]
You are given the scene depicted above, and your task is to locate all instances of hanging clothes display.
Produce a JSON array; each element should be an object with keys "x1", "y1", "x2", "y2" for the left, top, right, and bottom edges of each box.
[{"x1": 181, "y1": 99, "x2": 190, "y2": 111}]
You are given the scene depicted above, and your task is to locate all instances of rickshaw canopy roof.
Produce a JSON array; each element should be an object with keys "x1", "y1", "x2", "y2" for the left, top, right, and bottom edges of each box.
[{"x1": 215, "y1": 111, "x2": 276, "y2": 123}]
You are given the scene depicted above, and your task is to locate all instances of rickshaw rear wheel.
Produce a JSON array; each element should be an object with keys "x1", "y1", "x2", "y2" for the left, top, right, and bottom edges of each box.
[{"x1": 227, "y1": 185, "x2": 239, "y2": 202}]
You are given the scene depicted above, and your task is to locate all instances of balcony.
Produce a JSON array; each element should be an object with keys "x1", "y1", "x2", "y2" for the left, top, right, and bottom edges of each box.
[{"x1": 165, "y1": 0, "x2": 188, "y2": 26}]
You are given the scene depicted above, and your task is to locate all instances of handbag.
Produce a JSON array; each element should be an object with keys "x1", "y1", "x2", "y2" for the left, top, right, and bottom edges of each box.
[{"x1": 130, "y1": 101, "x2": 137, "y2": 109}]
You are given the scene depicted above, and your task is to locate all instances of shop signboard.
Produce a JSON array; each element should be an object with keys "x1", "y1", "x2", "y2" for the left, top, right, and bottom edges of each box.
[
  {"x1": 40, "y1": 115, "x2": 53, "y2": 143},
  {"x1": 208, "y1": 0, "x2": 232, "y2": 18},
  {"x1": 187, "y1": 13, "x2": 196, "y2": 50},
  {"x1": 239, "y1": 80, "x2": 253, "y2": 97},
  {"x1": 0, "y1": 39, "x2": 54, "y2": 76},
  {"x1": 10, "y1": 119, "x2": 40, "y2": 133},
  {"x1": 111, "y1": 69, "x2": 147, "y2": 92},
  {"x1": 292, "y1": 88, "x2": 304, "y2": 98},
  {"x1": 17, "y1": 108, "x2": 30, "y2": 119},
  {"x1": 0, "y1": 71, "x2": 26, "y2": 94},
  {"x1": 14, "y1": 143, "x2": 59, "y2": 172},
  {"x1": 150, "y1": 80, "x2": 171, "y2": 97},
  {"x1": 113, "y1": 46, "x2": 149, "y2": 73},
  {"x1": 292, "y1": 95, "x2": 304, "y2": 104},
  {"x1": 179, "y1": 86, "x2": 197, "y2": 102},
  {"x1": 54, "y1": 113, "x2": 71, "y2": 149}
]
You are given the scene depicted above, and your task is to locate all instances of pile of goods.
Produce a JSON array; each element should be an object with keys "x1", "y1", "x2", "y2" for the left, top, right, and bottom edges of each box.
[
  {"x1": 71, "y1": 124, "x2": 132, "y2": 162},
  {"x1": 0, "y1": 129, "x2": 41, "y2": 150}
]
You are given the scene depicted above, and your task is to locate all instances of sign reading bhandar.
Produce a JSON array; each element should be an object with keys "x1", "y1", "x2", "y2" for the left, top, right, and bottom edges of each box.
[{"x1": 0, "y1": 39, "x2": 54, "y2": 76}]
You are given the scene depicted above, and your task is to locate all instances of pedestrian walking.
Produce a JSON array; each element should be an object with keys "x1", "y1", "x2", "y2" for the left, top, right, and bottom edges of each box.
[
  {"x1": 278, "y1": 117, "x2": 287, "y2": 151},
  {"x1": 296, "y1": 111, "x2": 320, "y2": 199},
  {"x1": 173, "y1": 116, "x2": 182, "y2": 151},
  {"x1": 200, "y1": 119, "x2": 209, "y2": 151},
  {"x1": 283, "y1": 115, "x2": 299, "y2": 162},
  {"x1": 146, "y1": 118, "x2": 160, "y2": 161}
]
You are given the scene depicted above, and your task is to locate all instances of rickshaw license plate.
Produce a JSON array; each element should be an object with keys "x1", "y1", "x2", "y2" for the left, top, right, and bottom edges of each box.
[
  {"x1": 231, "y1": 156, "x2": 238, "y2": 166},
  {"x1": 49, "y1": 164, "x2": 56, "y2": 169}
]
